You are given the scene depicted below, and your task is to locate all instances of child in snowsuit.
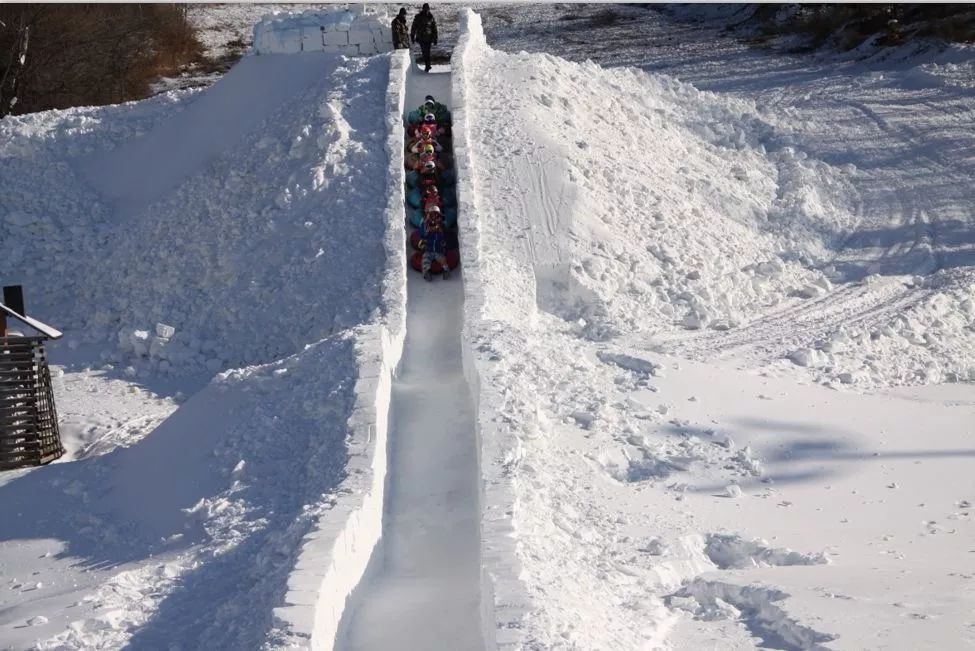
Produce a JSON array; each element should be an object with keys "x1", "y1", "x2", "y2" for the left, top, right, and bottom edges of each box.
[{"x1": 420, "y1": 207, "x2": 449, "y2": 280}]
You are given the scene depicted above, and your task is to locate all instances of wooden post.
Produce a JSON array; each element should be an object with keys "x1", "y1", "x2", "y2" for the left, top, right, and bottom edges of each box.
[
  {"x1": 2, "y1": 286, "x2": 24, "y2": 338},
  {"x1": 2, "y1": 286, "x2": 22, "y2": 338},
  {"x1": 3, "y1": 286, "x2": 25, "y2": 315}
]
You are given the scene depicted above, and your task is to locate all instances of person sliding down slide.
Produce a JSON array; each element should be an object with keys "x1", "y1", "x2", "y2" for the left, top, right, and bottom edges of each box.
[
  {"x1": 407, "y1": 96, "x2": 451, "y2": 126},
  {"x1": 420, "y1": 209, "x2": 449, "y2": 281}
]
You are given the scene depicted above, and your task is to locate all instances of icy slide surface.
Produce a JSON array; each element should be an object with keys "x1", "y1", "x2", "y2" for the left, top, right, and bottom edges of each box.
[{"x1": 339, "y1": 64, "x2": 483, "y2": 651}]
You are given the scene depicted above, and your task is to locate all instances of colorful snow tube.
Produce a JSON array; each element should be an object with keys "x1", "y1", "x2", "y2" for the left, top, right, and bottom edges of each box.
[
  {"x1": 410, "y1": 229, "x2": 460, "y2": 251},
  {"x1": 407, "y1": 188, "x2": 423, "y2": 209},
  {"x1": 410, "y1": 207, "x2": 457, "y2": 229},
  {"x1": 408, "y1": 187, "x2": 458, "y2": 211},
  {"x1": 411, "y1": 249, "x2": 460, "y2": 274}
]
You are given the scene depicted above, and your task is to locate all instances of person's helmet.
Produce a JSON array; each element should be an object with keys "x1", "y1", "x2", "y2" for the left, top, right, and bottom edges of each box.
[
  {"x1": 424, "y1": 113, "x2": 436, "y2": 123},
  {"x1": 424, "y1": 185, "x2": 439, "y2": 195},
  {"x1": 425, "y1": 95, "x2": 435, "y2": 103},
  {"x1": 423, "y1": 144, "x2": 435, "y2": 154},
  {"x1": 418, "y1": 125, "x2": 434, "y2": 137},
  {"x1": 423, "y1": 160, "x2": 436, "y2": 172},
  {"x1": 424, "y1": 99, "x2": 436, "y2": 107},
  {"x1": 425, "y1": 204, "x2": 441, "y2": 213}
]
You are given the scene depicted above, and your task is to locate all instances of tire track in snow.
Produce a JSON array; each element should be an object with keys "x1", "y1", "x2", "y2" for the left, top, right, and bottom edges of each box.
[{"x1": 659, "y1": 280, "x2": 929, "y2": 365}]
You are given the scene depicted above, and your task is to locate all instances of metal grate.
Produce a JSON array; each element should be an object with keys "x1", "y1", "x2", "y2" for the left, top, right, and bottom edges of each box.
[{"x1": 0, "y1": 336, "x2": 64, "y2": 469}]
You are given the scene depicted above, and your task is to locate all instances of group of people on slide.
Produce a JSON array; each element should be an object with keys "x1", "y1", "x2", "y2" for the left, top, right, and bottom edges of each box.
[
  {"x1": 391, "y1": 3, "x2": 438, "y2": 72},
  {"x1": 405, "y1": 95, "x2": 460, "y2": 281}
]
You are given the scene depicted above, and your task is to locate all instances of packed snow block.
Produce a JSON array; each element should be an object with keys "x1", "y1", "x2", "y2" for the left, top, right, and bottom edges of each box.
[
  {"x1": 347, "y1": 29, "x2": 373, "y2": 46},
  {"x1": 252, "y1": 9, "x2": 385, "y2": 56},
  {"x1": 451, "y1": 11, "x2": 532, "y2": 650},
  {"x1": 322, "y1": 30, "x2": 348, "y2": 47}
]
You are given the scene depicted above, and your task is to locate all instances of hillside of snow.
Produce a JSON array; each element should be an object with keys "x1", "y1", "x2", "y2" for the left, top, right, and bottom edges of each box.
[
  {"x1": 453, "y1": 9, "x2": 975, "y2": 650},
  {"x1": 0, "y1": 49, "x2": 396, "y2": 649}
]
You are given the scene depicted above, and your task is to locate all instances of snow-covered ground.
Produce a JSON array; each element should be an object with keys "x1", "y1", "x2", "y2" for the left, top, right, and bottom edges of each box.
[
  {"x1": 1, "y1": 4, "x2": 973, "y2": 650},
  {"x1": 452, "y1": 7, "x2": 975, "y2": 650},
  {"x1": 0, "y1": 42, "x2": 396, "y2": 649}
]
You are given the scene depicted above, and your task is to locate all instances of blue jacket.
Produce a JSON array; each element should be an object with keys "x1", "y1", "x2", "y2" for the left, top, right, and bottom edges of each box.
[{"x1": 420, "y1": 223, "x2": 446, "y2": 254}]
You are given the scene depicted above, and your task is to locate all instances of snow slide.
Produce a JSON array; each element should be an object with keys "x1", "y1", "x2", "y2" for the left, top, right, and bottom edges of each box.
[{"x1": 338, "y1": 63, "x2": 484, "y2": 651}]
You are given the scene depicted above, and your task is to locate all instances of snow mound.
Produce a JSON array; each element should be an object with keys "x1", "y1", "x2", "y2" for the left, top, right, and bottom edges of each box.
[
  {"x1": 671, "y1": 579, "x2": 837, "y2": 649},
  {"x1": 462, "y1": 36, "x2": 858, "y2": 339},
  {"x1": 704, "y1": 533, "x2": 830, "y2": 570},
  {"x1": 253, "y1": 8, "x2": 393, "y2": 56},
  {"x1": 1, "y1": 54, "x2": 391, "y2": 377}
]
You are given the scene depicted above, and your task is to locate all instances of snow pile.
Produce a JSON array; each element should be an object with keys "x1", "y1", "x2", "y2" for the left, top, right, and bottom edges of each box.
[
  {"x1": 253, "y1": 8, "x2": 392, "y2": 56},
  {"x1": 0, "y1": 48, "x2": 402, "y2": 649},
  {"x1": 23, "y1": 333, "x2": 359, "y2": 651},
  {"x1": 789, "y1": 269, "x2": 975, "y2": 386},
  {"x1": 2, "y1": 54, "x2": 391, "y2": 377},
  {"x1": 457, "y1": 29, "x2": 857, "y2": 339}
]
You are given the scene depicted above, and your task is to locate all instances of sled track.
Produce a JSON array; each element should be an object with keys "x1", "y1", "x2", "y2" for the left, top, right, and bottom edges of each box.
[
  {"x1": 338, "y1": 63, "x2": 483, "y2": 651},
  {"x1": 660, "y1": 280, "x2": 929, "y2": 364}
]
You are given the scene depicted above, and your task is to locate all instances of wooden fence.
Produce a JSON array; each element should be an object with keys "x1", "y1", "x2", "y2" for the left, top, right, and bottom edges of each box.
[{"x1": 0, "y1": 336, "x2": 64, "y2": 469}]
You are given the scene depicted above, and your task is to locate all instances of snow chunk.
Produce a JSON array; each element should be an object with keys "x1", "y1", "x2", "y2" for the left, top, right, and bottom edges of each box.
[{"x1": 704, "y1": 533, "x2": 830, "y2": 569}]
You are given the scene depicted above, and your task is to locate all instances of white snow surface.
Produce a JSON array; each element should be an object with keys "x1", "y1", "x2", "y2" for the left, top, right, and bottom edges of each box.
[
  {"x1": 2, "y1": 4, "x2": 974, "y2": 651},
  {"x1": 0, "y1": 49, "x2": 401, "y2": 650},
  {"x1": 453, "y1": 8, "x2": 975, "y2": 651}
]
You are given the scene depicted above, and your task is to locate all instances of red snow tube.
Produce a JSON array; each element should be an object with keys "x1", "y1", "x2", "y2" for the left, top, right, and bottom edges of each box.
[
  {"x1": 411, "y1": 229, "x2": 459, "y2": 251},
  {"x1": 411, "y1": 249, "x2": 460, "y2": 273}
]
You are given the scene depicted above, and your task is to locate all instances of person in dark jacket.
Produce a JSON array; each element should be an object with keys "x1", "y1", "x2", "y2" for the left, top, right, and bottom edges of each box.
[
  {"x1": 392, "y1": 8, "x2": 410, "y2": 49},
  {"x1": 410, "y1": 3, "x2": 438, "y2": 72}
]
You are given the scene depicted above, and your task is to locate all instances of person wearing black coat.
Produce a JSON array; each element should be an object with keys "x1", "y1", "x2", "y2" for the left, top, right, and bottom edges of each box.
[
  {"x1": 410, "y1": 3, "x2": 438, "y2": 72},
  {"x1": 392, "y1": 8, "x2": 410, "y2": 49}
]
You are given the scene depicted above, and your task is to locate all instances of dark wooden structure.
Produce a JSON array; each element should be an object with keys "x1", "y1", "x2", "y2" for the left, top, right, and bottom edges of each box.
[{"x1": 0, "y1": 285, "x2": 65, "y2": 470}]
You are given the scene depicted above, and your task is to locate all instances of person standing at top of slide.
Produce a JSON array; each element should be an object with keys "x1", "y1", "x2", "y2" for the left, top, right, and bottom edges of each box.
[
  {"x1": 410, "y1": 3, "x2": 438, "y2": 72},
  {"x1": 392, "y1": 8, "x2": 410, "y2": 49}
]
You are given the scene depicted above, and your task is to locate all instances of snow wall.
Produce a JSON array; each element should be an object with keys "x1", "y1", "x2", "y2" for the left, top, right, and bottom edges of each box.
[
  {"x1": 253, "y1": 8, "x2": 393, "y2": 56},
  {"x1": 452, "y1": 10, "x2": 532, "y2": 649},
  {"x1": 271, "y1": 50, "x2": 409, "y2": 649}
]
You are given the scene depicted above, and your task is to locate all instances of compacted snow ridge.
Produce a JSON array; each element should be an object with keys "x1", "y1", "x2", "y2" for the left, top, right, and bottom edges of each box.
[{"x1": 337, "y1": 62, "x2": 484, "y2": 651}]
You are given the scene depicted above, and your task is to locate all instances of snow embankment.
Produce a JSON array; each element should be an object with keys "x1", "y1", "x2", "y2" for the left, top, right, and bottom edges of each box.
[
  {"x1": 270, "y1": 48, "x2": 410, "y2": 649},
  {"x1": 253, "y1": 8, "x2": 393, "y2": 56},
  {"x1": 0, "y1": 47, "x2": 408, "y2": 650},
  {"x1": 452, "y1": 8, "x2": 886, "y2": 649},
  {"x1": 458, "y1": 29, "x2": 858, "y2": 342},
  {"x1": 3, "y1": 53, "x2": 388, "y2": 377},
  {"x1": 451, "y1": 11, "x2": 528, "y2": 649}
]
